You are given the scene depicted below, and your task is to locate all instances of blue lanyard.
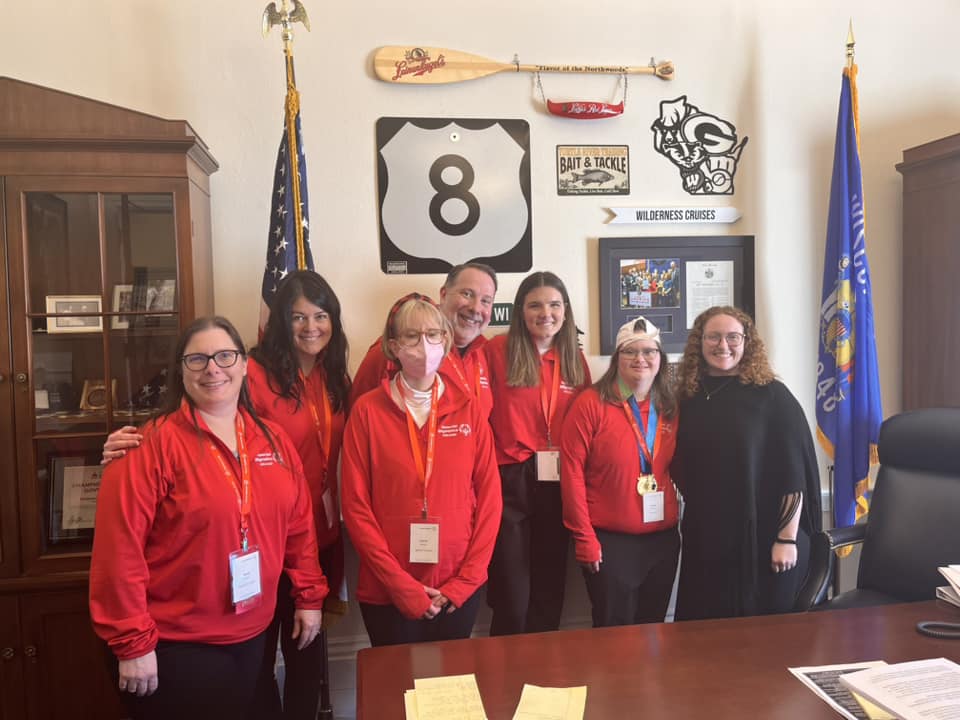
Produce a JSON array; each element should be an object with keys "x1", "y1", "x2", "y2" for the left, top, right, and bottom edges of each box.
[{"x1": 628, "y1": 394, "x2": 658, "y2": 474}]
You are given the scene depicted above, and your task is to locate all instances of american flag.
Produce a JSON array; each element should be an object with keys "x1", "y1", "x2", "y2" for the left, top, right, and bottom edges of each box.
[{"x1": 259, "y1": 92, "x2": 314, "y2": 332}]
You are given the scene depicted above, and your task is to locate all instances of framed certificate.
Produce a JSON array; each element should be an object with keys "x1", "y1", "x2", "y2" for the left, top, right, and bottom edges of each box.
[{"x1": 49, "y1": 455, "x2": 103, "y2": 542}]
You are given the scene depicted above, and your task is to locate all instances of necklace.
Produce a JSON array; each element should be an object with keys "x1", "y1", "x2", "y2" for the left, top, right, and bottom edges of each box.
[{"x1": 702, "y1": 376, "x2": 736, "y2": 400}]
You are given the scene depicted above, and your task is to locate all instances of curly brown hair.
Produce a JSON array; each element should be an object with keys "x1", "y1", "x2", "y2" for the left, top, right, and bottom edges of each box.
[{"x1": 675, "y1": 306, "x2": 774, "y2": 399}]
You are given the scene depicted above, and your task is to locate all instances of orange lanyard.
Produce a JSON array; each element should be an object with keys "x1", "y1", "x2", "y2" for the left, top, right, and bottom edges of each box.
[
  {"x1": 539, "y1": 352, "x2": 562, "y2": 447},
  {"x1": 207, "y1": 413, "x2": 253, "y2": 550},
  {"x1": 395, "y1": 377, "x2": 440, "y2": 518},
  {"x1": 620, "y1": 395, "x2": 659, "y2": 475},
  {"x1": 300, "y1": 368, "x2": 332, "y2": 474},
  {"x1": 448, "y1": 352, "x2": 483, "y2": 403}
]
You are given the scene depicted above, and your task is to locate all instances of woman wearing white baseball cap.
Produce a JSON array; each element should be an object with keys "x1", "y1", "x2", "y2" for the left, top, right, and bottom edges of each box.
[{"x1": 560, "y1": 317, "x2": 681, "y2": 627}]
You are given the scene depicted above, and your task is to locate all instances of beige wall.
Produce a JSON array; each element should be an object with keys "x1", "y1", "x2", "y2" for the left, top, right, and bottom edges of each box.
[{"x1": 5, "y1": 1, "x2": 957, "y2": 432}]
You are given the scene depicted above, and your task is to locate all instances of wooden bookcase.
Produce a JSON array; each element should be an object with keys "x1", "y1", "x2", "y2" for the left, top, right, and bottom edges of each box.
[{"x1": 0, "y1": 76, "x2": 217, "y2": 719}]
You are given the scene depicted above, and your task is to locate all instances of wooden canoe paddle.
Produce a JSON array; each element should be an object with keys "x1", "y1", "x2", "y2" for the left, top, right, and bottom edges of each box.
[{"x1": 374, "y1": 46, "x2": 674, "y2": 84}]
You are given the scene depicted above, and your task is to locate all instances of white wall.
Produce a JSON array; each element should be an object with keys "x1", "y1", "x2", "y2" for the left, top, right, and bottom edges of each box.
[{"x1": 3, "y1": 1, "x2": 959, "y2": 468}]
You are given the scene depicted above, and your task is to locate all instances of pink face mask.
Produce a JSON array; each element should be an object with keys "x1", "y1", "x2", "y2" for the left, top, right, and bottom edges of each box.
[{"x1": 397, "y1": 340, "x2": 445, "y2": 381}]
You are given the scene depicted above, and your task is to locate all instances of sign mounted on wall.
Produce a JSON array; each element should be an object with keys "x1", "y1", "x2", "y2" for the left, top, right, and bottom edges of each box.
[
  {"x1": 651, "y1": 95, "x2": 748, "y2": 196},
  {"x1": 605, "y1": 206, "x2": 741, "y2": 224},
  {"x1": 557, "y1": 145, "x2": 629, "y2": 195},
  {"x1": 377, "y1": 117, "x2": 532, "y2": 274}
]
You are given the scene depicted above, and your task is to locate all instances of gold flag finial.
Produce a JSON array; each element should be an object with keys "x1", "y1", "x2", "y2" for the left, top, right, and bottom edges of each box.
[
  {"x1": 262, "y1": 0, "x2": 310, "y2": 49},
  {"x1": 263, "y1": 0, "x2": 311, "y2": 269},
  {"x1": 846, "y1": 20, "x2": 855, "y2": 69}
]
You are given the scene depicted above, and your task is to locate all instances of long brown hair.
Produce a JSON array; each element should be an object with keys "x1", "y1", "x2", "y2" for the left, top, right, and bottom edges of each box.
[
  {"x1": 506, "y1": 271, "x2": 586, "y2": 388},
  {"x1": 249, "y1": 270, "x2": 350, "y2": 412},
  {"x1": 675, "y1": 306, "x2": 774, "y2": 399}
]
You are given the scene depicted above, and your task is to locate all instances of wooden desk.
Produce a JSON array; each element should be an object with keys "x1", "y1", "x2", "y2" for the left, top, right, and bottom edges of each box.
[{"x1": 356, "y1": 601, "x2": 960, "y2": 719}]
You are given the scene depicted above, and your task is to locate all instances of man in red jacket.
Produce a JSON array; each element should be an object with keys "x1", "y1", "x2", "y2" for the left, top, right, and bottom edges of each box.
[{"x1": 349, "y1": 262, "x2": 497, "y2": 418}]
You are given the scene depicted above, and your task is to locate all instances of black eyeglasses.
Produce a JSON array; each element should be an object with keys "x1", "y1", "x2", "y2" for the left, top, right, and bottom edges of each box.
[{"x1": 181, "y1": 349, "x2": 243, "y2": 371}]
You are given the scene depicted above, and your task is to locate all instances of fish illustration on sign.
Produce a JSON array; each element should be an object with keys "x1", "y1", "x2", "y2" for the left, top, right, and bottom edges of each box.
[{"x1": 572, "y1": 169, "x2": 614, "y2": 185}]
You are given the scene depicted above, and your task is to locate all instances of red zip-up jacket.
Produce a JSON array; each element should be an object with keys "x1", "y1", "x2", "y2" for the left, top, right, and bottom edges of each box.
[
  {"x1": 341, "y1": 377, "x2": 502, "y2": 619},
  {"x1": 89, "y1": 402, "x2": 327, "y2": 661},
  {"x1": 484, "y1": 333, "x2": 592, "y2": 465},
  {"x1": 246, "y1": 357, "x2": 346, "y2": 551},
  {"x1": 560, "y1": 388, "x2": 680, "y2": 563},
  {"x1": 348, "y1": 336, "x2": 493, "y2": 420}
]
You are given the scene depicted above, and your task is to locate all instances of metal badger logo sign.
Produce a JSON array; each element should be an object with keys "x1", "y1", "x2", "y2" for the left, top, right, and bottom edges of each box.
[{"x1": 651, "y1": 96, "x2": 748, "y2": 195}]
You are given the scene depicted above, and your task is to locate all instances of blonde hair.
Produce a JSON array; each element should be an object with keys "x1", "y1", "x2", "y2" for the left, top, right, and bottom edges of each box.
[
  {"x1": 675, "y1": 305, "x2": 774, "y2": 399},
  {"x1": 506, "y1": 271, "x2": 585, "y2": 388},
  {"x1": 381, "y1": 294, "x2": 453, "y2": 361}
]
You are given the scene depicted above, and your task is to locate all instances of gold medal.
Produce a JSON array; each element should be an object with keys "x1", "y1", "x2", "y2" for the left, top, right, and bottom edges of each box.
[{"x1": 637, "y1": 473, "x2": 657, "y2": 495}]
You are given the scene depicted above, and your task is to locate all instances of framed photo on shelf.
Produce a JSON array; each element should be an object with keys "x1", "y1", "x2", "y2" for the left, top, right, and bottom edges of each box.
[
  {"x1": 45, "y1": 295, "x2": 103, "y2": 334},
  {"x1": 598, "y1": 235, "x2": 755, "y2": 355},
  {"x1": 111, "y1": 284, "x2": 134, "y2": 329},
  {"x1": 48, "y1": 454, "x2": 103, "y2": 542},
  {"x1": 79, "y1": 379, "x2": 117, "y2": 411}
]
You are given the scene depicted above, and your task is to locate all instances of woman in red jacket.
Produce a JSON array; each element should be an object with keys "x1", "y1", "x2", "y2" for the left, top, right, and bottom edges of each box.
[
  {"x1": 485, "y1": 271, "x2": 591, "y2": 635},
  {"x1": 102, "y1": 271, "x2": 348, "y2": 720},
  {"x1": 341, "y1": 294, "x2": 502, "y2": 646},
  {"x1": 89, "y1": 316, "x2": 327, "y2": 719},
  {"x1": 560, "y1": 317, "x2": 680, "y2": 627}
]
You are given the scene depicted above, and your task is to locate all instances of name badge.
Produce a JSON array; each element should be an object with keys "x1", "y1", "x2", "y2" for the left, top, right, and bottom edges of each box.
[
  {"x1": 643, "y1": 491, "x2": 665, "y2": 523},
  {"x1": 229, "y1": 547, "x2": 263, "y2": 614},
  {"x1": 536, "y1": 450, "x2": 561, "y2": 482},
  {"x1": 410, "y1": 521, "x2": 440, "y2": 564},
  {"x1": 321, "y1": 488, "x2": 336, "y2": 530}
]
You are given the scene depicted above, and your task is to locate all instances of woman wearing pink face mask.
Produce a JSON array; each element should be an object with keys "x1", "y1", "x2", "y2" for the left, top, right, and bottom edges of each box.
[{"x1": 341, "y1": 294, "x2": 502, "y2": 646}]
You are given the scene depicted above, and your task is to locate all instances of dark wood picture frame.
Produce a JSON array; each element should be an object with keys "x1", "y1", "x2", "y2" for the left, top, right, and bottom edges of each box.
[
  {"x1": 599, "y1": 235, "x2": 755, "y2": 355},
  {"x1": 47, "y1": 454, "x2": 103, "y2": 543}
]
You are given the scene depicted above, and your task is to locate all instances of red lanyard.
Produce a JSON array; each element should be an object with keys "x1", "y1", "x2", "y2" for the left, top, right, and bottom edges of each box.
[
  {"x1": 207, "y1": 413, "x2": 253, "y2": 550},
  {"x1": 395, "y1": 377, "x2": 440, "y2": 518},
  {"x1": 447, "y1": 352, "x2": 484, "y2": 404},
  {"x1": 300, "y1": 368, "x2": 332, "y2": 474},
  {"x1": 540, "y1": 352, "x2": 562, "y2": 447},
  {"x1": 620, "y1": 396, "x2": 658, "y2": 473}
]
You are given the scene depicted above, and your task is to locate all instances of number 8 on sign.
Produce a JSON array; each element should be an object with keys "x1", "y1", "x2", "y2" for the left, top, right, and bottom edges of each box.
[
  {"x1": 377, "y1": 118, "x2": 532, "y2": 274},
  {"x1": 429, "y1": 154, "x2": 479, "y2": 236}
]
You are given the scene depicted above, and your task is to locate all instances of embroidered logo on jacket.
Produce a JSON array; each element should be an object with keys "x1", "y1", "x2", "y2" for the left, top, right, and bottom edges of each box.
[
  {"x1": 253, "y1": 452, "x2": 277, "y2": 467},
  {"x1": 439, "y1": 423, "x2": 471, "y2": 438}
]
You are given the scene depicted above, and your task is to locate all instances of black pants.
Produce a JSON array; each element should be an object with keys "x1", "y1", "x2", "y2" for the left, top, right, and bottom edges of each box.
[
  {"x1": 582, "y1": 527, "x2": 680, "y2": 628},
  {"x1": 251, "y1": 573, "x2": 329, "y2": 720},
  {"x1": 487, "y1": 458, "x2": 569, "y2": 636},
  {"x1": 360, "y1": 588, "x2": 482, "y2": 647},
  {"x1": 111, "y1": 632, "x2": 265, "y2": 720}
]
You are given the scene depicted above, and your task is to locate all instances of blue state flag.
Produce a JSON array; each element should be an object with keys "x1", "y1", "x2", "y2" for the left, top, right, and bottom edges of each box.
[
  {"x1": 816, "y1": 64, "x2": 883, "y2": 529},
  {"x1": 259, "y1": 87, "x2": 314, "y2": 332}
]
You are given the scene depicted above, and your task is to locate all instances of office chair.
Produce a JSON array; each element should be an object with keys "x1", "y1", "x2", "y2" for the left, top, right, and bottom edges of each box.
[{"x1": 796, "y1": 407, "x2": 960, "y2": 610}]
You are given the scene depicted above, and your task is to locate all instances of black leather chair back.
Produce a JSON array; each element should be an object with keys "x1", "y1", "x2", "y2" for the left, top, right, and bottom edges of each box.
[{"x1": 857, "y1": 408, "x2": 960, "y2": 600}]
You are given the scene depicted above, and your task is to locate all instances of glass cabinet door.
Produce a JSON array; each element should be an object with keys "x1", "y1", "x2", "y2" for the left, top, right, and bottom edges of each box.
[{"x1": 11, "y1": 185, "x2": 183, "y2": 572}]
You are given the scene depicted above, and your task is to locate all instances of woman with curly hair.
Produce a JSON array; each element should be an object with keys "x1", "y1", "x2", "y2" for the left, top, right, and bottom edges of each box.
[{"x1": 672, "y1": 306, "x2": 821, "y2": 620}]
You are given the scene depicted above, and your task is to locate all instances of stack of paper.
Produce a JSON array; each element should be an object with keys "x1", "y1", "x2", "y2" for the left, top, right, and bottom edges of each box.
[
  {"x1": 512, "y1": 684, "x2": 587, "y2": 720},
  {"x1": 404, "y1": 674, "x2": 487, "y2": 720},
  {"x1": 789, "y1": 662, "x2": 895, "y2": 720},
  {"x1": 839, "y1": 658, "x2": 960, "y2": 720},
  {"x1": 937, "y1": 565, "x2": 960, "y2": 608}
]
